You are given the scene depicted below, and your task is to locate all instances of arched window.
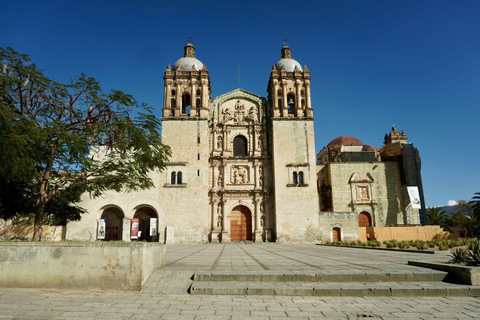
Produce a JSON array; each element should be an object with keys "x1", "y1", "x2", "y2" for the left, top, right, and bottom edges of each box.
[
  {"x1": 301, "y1": 89, "x2": 305, "y2": 96},
  {"x1": 293, "y1": 172, "x2": 298, "y2": 184},
  {"x1": 301, "y1": 99, "x2": 306, "y2": 109},
  {"x1": 233, "y1": 136, "x2": 248, "y2": 157},
  {"x1": 171, "y1": 172, "x2": 176, "y2": 184},
  {"x1": 196, "y1": 89, "x2": 201, "y2": 96},
  {"x1": 278, "y1": 98, "x2": 282, "y2": 109},
  {"x1": 177, "y1": 172, "x2": 183, "y2": 184},
  {"x1": 277, "y1": 89, "x2": 282, "y2": 95},
  {"x1": 181, "y1": 93, "x2": 191, "y2": 115},
  {"x1": 171, "y1": 89, "x2": 176, "y2": 96},
  {"x1": 196, "y1": 98, "x2": 201, "y2": 109},
  {"x1": 287, "y1": 94, "x2": 296, "y2": 114},
  {"x1": 298, "y1": 171, "x2": 304, "y2": 185},
  {"x1": 170, "y1": 98, "x2": 176, "y2": 109}
]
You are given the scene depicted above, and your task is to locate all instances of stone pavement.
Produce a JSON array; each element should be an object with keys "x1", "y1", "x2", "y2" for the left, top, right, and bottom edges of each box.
[{"x1": 0, "y1": 243, "x2": 479, "y2": 319}]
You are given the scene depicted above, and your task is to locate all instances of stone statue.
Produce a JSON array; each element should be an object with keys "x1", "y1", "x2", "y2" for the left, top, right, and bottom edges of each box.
[
  {"x1": 239, "y1": 166, "x2": 248, "y2": 184},
  {"x1": 222, "y1": 107, "x2": 233, "y2": 123},
  {"x1": 257, "y1": 136, "x2": 262, "y2": 150},
  {"x1": 248, "y1": 105, "x2": 258, "y2": 122},
  {"x1": 233, "y1": 167, "x2": 240, "y2": 184},
  {"x1": 217, "y1": 203, "x2": 222, "y2": 228},
  {"x1": 217, "y1": 174, "x2": 223, "y2": 187},
  {"x1": 217, "y1": 135, "x2": 223, "y2": 150}
]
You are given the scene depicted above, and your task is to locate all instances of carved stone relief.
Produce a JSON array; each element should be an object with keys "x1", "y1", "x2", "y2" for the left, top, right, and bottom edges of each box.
[
  {"x1": 231, "y1": 165, "x2": 249, "y2": 184},
  {"x1": 356, "y1": 186, "x2": 370, "y2": 201}
]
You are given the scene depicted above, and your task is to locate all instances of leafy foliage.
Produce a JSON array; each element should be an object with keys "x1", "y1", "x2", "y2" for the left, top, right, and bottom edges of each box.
[
  {"x1": 0, "y1": 47, "x2": 171, "y2": 240},
  {"x1": 425, "y1": 207, "x2": 447, "y2": 226},
  {"x1": 449, "y1": 248, "x2": 470, "y2": 264}
]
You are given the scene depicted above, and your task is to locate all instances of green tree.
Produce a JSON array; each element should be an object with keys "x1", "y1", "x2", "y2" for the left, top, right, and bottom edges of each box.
[
  {"x1": 425, "y1": 207, "x2": 447, "y2": 226},
  {"x1": 445, "y1": 199, "x2": 480, "y2": 238},
  {"x1": 0, "y1": 47, "x2": 171, "y2": 241},
  {"x1": 471, "y1": 192, "x2": 480, "y2": 216}
]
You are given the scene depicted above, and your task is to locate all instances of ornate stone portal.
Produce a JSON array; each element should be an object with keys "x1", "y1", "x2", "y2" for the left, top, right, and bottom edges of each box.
[{"x1": 209, "y1": 90, "x2": 270, "y2": 243}]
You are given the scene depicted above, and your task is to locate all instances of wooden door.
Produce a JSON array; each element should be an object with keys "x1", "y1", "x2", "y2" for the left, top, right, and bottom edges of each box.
[
  {"x1": 359, "y1": 211, "x2": 372, "y2": 227},
  {"x1": 230, "y1": 206, "x2": 252, "y2": 241},
  {"x1": 332, "y1": 227, "x2": 341, "y2": 242}
]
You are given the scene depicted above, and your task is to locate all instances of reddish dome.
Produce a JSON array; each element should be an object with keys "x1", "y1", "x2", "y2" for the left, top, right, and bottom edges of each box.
[{"x1": 327, "y1": 136, "x2": 364, "y2": 148}]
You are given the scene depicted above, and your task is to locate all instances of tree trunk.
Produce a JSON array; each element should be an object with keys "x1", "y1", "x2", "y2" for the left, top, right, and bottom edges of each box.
[{"x1": 32, "y1": 201, "x2": 46, "y2": 242}]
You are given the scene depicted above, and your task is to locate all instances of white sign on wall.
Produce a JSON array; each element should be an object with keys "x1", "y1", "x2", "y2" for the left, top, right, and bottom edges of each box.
[
  {"x1": 407, "y1": 186, "x2": 421, "y2": 209},
  {"x1": 97, "y1": 219, "x2": 106, "y2": 240},
  {"x1": 150, "y1": 218, "x2": 157, "y2": 237}
]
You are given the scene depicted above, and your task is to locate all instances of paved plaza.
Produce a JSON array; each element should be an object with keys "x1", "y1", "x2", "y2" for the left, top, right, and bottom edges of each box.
[{"x1": 1, "y1": 244, "x2": 480, "y2": 319}]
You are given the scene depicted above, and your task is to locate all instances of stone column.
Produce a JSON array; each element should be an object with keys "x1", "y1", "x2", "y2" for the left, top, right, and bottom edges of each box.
[
  {"x1": 201, "y1": 80, "x2": 208, "y2": 113},
  {"x1": 305, "y1": 80, "x2": 313, "y2": 117},
  {"x1": 211, "y1": 199, "x2": 220, "y2": 243},
  {"x1": 164, "y1": 84, "x2": 169, "y2": 115},
  {"x1": 212, "y1": 163, "x2": 218, "y2": 189},
  {"x1": 122, "y1": 218, "x2": 131, "y2": 242},
  {"x1": 295, "y1": 80, "x2": 302, "y2": 117},
  {"x1": 190, "y1": 81, "x2": 197, "y2": 116},
  {"x1": 282, "y1": 82, "x2": 288, "y2": 117},
  {"x1": 254, "y1": 198, "x2": 262, "y2": 242},
  {"x1": 175, "y1": 84, "x2": 181, "y2": 116},
  {"x1": 221, "y1": 199, "x2": 231, "y2": 243}
]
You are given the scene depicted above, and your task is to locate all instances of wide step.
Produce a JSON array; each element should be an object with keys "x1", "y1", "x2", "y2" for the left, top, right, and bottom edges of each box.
[
  {"x1": 194, "y1": 270, "x2": 448, "y2": 282},
  {"x1": 191, "y1": 281, "x2": 480, "y2": 297}
]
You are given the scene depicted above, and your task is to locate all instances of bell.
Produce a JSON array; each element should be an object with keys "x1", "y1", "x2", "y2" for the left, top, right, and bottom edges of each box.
[{"x1": 287, "y1": 97, "x2": 295, "y2": 105}]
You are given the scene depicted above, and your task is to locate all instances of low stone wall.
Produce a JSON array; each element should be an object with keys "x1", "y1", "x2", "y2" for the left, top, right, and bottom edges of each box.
[
  {"x1": 409, "y1": 260, "x2": 480, "y2": 285},
  {"x1": 0, "y1": 242, "x2": 166, "y2": 290}
]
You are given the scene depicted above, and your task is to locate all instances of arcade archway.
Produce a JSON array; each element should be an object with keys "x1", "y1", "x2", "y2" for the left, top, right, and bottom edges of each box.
[
  {"x1": 133, "y1": 207, "x2": 158, "y2": 242},
  {"x1": 100, "y1": 207, "x2": 125, "y2": 241}
]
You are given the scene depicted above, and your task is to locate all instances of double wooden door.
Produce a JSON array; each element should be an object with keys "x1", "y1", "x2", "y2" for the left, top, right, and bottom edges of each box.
[{"x1": 230, "y1": 206, "x2": 252, "y2": 241}]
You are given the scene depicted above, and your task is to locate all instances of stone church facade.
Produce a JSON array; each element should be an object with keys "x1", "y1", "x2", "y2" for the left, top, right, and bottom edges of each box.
[{"x1": 66, "y1": 44, "x2": 422, "y2": 243}]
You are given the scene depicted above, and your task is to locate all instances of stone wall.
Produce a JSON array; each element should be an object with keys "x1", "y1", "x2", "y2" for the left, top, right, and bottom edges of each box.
[
  {"x1": 327, "y1": 162, "x2": 419, "y2": 227},
  {"x1": 0, "y1": 242, "x2": 166, "y2": 290},
  {"x1": 271, "y1": 119, "x2": 320, "y2": 242},
  {"x1": 319, "y1": 212, "x2": 359, "y2": 242}
]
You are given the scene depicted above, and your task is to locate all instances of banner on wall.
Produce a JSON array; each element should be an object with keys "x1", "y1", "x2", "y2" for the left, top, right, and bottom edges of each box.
[
  {"x1": 131, "y1": 218, "x2": 139, "y2": 239},
  {"x1": 97, "y1": 219, "x2": 106, "y2": 240},
  {"x1": 150, "y1": 218, "x2": 157, "y2": 237},
  {"x1": 407, "y1": 186, "x2": 421, "y2": 209}
]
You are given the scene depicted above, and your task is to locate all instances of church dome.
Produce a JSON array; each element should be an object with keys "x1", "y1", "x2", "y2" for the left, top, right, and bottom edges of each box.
[
  {"x1": 172, "y1": 57, "x2": 203, "y2": 71},
  {"x1": 172, "y1": 43, "x2": 204, "y2": 71},
  {"x1": 275, "y1": 46, "x2": 303, "y2": 72},
  {"x1": 327, "y1": 136, "x2": 364, "y2": 151}
]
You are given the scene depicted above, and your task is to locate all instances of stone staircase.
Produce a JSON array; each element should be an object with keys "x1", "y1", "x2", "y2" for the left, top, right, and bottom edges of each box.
[{"x1": 190, "y1": 270, "x2": 480, "y2": 297}]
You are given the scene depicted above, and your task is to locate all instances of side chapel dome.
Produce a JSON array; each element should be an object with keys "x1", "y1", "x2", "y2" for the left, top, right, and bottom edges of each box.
[
  {"x1": 275, "y1": 45, "x2": 303, "y2": 72},
  {"x1": 172, "y1": 43, "x2": 204, "y2": 71},
  {"x1": 327, "y1": 136, "x2": 364, "y2": 152}
]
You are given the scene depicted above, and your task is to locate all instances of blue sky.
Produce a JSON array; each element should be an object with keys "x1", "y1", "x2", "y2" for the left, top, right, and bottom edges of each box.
[{"x1": 2, "y1": 0, "x2": 479, "y2": 206}]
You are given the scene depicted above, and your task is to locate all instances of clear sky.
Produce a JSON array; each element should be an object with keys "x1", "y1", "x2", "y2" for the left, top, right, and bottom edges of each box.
[{"x1": 2, "y1": 0, "x2": 479, "y2": 207}]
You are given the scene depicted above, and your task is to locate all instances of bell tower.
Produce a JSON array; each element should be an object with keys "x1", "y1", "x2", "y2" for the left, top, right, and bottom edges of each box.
[
  {"x1": 163, "y1": 43, "x2": 211, "y2": 118},
  {"x1": 267, "y1": 46, "x2": 313, "y2": 118},
  {"x1": 268, "y1": 45, "x2": 320, "y2": 242},
  {"x1": 160, "y1": 43, "x2": 211, "y2": 242}
]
